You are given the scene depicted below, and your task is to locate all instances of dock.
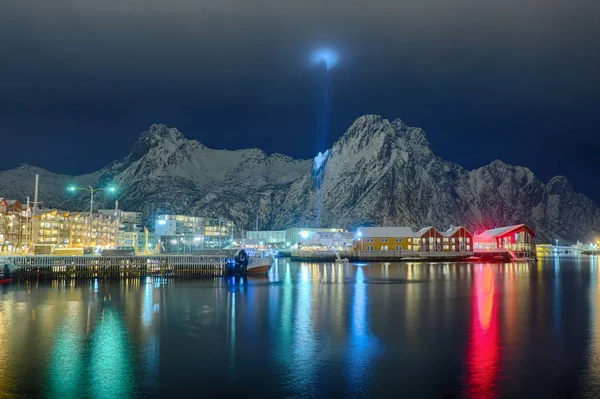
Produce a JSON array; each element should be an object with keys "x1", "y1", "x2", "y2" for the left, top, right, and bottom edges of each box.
[
  {"x1": 291, "y1": 250, "x2": 475, "y2": 262},
  {"x1": 291, "y1": 249, "x2": 538, "y2": 262},
  {"x1": 1, "y1": 255, "x2": 231, "y2": 279}
]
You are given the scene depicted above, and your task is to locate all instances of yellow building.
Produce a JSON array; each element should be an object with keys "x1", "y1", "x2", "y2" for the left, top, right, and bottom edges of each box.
[
  {"x1": 32, "y1": 209, "x2": 118, "y2": 248},
  {"x1": 353, "y1": 227, "x2": 417, "y2": 251}
]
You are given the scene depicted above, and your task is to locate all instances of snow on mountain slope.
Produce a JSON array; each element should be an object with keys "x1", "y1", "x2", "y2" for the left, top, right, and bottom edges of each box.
[{"x1": 0, "y1": 117, "x2": 598, "y2": 243}]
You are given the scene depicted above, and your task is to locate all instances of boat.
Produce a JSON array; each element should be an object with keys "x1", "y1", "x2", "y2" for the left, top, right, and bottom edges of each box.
[
  {"x1": 246, "y1": 256, "x2": 274, "y2": 274},
  {"x1": 335, "y1": 252, "x2": 349, "y2": 263},
  {"x1": 0, "y1": 262, "x2": 18, "y2": 283},
  {"x1": 234, "y1": 249, "x2": 273, "y2": 275}
]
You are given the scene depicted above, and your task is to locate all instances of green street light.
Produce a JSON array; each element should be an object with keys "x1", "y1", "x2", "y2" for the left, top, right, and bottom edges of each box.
[{"x1": 65, "y1": 184, "x2": 119, "y2": 246}]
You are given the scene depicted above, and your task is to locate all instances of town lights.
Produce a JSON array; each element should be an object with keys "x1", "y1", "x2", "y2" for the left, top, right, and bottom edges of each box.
[
  {"x1": 300, "y1": 230, "x2": 310, "y2": 239},
  {"x1": 66, "y1": 184, "x2": 118, "y2": 245}
]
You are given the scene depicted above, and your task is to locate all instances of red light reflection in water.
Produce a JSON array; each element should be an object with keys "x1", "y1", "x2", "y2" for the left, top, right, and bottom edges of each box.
[{"x1": 464, "y1": 265, "x2": 500, "y2": 398}]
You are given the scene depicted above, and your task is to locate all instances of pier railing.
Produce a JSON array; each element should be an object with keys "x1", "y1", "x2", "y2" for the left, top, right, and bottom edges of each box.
[{"x1": 0, "y1": 255, "x2": 229, "y2": 279}]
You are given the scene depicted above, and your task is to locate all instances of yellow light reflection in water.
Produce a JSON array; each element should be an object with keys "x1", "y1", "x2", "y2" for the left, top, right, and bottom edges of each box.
[
  {"x1": 0, "y1": 295, "x2": 16, "y2": 393},
  {"x1": 588, "y1": 256, "x2": 600, "y2": 384}
]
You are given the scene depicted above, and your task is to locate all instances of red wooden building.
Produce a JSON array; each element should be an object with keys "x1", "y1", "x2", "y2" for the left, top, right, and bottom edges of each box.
[
  {"x1": 442, "y1": 226, "x2": 473, "y2": 252},
  {"x1": 474, "y1": 224, "x2": 536, "y2": 255},
  {"x1": 416, "y1": 226, "x2": 443, "y2": 252}
]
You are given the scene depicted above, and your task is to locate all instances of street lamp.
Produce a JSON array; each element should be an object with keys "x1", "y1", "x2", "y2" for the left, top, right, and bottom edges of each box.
[{"x1": 67, "y1": 185, "x2": 117, "y2": 245}]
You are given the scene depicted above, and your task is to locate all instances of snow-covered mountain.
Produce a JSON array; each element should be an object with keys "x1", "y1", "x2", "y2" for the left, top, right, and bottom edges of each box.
[{"x1": 1, "y1": 116, "x2": 598, "y2": 243}]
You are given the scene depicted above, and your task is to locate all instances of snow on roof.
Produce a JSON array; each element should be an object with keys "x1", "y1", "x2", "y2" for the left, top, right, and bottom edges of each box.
[
  {"x1": 475, "y1": 224, "x2": 533, "y2": 241},
  {"x1": 357, "y1": 227, "x2": 415, "y2": 238},
  {"x1": 416, "y1": 226, "x2": 440, "y2": 237},
  {"x1": 442, "y1": 226, "x2": 470, "y2": 237}
]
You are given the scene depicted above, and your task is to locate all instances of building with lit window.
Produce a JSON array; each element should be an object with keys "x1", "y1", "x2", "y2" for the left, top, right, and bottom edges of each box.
[
  {"x1": 245, "y1": 230, "x2": 287, "y2": 246},
  {"x1": 442, "y1": 226, "x2": 473, "y2": 252},
  {"x1": 98, "y1": 209, "x2": 143, "y2": 232},
  {"x1": 415, "y1": 226, "x2": 444, "y2": 252},
  {"x1": 31, "y1": 210, "x2": 118, "y2": 248},
  {"x1": 117, "y1": 229, "x2": 158, "y2": 253},
  {"x1": 297, "y1": 231, "x2": 355, "y2": 251},
  {"x1": 0, "y1": 198, "x2": 29, "y2": 252},
  {"x1": 474, "y1": 224, "x2": 536, "y2": 254},
  {"x1": 155, "y1": 215, "x2": 234, "y2": 252},
  {"x1": 353, "y1": 227, "x2": 416, "y2": 251}
]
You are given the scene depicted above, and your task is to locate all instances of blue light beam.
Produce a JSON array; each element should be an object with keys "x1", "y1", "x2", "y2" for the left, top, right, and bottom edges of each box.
[{"x1": 311, "y1": 48, "x2": 339, "y2": 70}]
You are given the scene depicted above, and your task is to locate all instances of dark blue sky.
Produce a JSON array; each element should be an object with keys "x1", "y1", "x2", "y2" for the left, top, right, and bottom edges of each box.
[{"x1": 1, "y1": 0, "x2": 599, "y2": 201}]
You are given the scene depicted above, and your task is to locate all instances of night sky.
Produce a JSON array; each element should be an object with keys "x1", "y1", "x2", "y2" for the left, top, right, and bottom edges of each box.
[{"x1": 2, "y1": 0, "x2": 599, "y2": 201}]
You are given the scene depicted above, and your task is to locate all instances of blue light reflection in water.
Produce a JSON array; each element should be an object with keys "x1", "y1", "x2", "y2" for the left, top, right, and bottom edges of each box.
[
  {"x1": 346, "y1": 266, "x2": 380, "y2": 396},
  {"x1": 292, "y1": 264, "x2": 316, "y2": 393}
]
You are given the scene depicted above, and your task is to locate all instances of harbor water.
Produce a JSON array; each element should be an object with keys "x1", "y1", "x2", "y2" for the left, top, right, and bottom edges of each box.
[{"x1": 1, "y1": 256, "x2": 600, "y2": 397}]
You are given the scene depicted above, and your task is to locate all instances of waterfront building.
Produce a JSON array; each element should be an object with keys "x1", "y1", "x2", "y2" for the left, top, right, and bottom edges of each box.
[
  {"x1": 0, "y1": 198, "x2": 29, "y2": 252},
  {"x1": 155, "y1": 214, "x2": 233, "y2": 252},
  {"x1": 245, "y1": 227, "x2": 345, "y2": 248},
  {"x1": 353, "y1": 227, "x2": 416, "y2": 251},
  {"x1": 441, "y1": 226, "x2": 473, "y2": 252},
  {"x1": 415, "y1": 226, "x2": 444, "y2": 252},
  {"x1": 245, "y1": 230, "x2": 287, "y2": 246},
  {"x1": 298, "y1": 231, "x2": 355, "y2": 251},
  {"x1": 117, "y1": 229, "x2": 158, "y2": 253},
  {"x1": 474, "y1": 224, "x2": 536, "y2": 253},
  {"x1": 31, "y1": 209, "x2": 118, "y2": 248},
  {"x1": 98, "y1": 209, "x2": 143, "y2": 232},
  {"x1": 285, "y1": 228, "x2": 344, "y2": 246}
]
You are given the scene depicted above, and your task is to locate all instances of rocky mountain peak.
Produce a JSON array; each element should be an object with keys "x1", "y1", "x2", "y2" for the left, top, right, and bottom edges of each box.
[
  {"x1": 547, "y1": 175, "x2": 573, "y2": 193},
  {"x1": 130, "y1": 123, "x2": 187, "y2": 161},
  {"x1": 0, "y1": 115, "x2": 598, "y2": 243}
]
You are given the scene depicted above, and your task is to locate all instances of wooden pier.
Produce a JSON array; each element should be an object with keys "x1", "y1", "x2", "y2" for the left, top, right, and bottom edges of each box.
[
  {"x1": 0, "y1": 255, "x2": 231, "y2": 280},
  {"x1": 290, "y1": 250, "x2": 474, "y2": 262}
]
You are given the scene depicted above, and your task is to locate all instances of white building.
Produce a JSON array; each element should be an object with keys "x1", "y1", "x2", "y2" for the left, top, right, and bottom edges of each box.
[
  {"x1": 155, "y1": 215, "x2": 234, "y2": 251},
  {"x1": 97, "y1": 209, "x2": 142, "y2": 232},
  {"x1": 117, "y1": 230, "x2": 158, "y2": 253}
]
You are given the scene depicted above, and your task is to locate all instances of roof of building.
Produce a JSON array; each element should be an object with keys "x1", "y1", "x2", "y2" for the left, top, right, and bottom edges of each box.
[
  {"x1": 315, "y1": 231, "x2": 355, "y2": 240},
  {"x1": 475, "y1": 224, "x2": 535, "y2": 241},
  {"x1": 415, "y1": 226, "x2": 441, "y2": 237},
  {"x1": 442, "y1": 226, "x2": 471, "y2": 237},
  {"x1": 357, "y1": 227, "x2": 415, "y2": 238}
]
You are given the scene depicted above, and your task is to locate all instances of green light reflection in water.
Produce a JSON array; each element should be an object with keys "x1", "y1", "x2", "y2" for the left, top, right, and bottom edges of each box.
[
  {"x1": 48, "y1": 302, "x2": 85, "y2": 399},
  {"x1": 90, "y1": 308, "x2": 135, "y2": 399}
]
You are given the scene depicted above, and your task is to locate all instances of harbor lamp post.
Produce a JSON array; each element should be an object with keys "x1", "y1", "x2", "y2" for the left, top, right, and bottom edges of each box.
[{"x1": 67, "y1": 185, "x2": 117, "y2": 245}]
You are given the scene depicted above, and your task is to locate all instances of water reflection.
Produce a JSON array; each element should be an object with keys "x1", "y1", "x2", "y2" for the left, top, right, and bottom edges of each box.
[
  {"x1": 3, "y1": 259, "x2": 600, "y2": 397},
  {"x1": 346, "y1": 266, "x2": 379, "y2": 396},
  {"x1": 48, "y1": 302, "x2": 84, "y2": 399},
  {"x1": 91, "y1": 307, "x2": 135, "y2": 399},
  {"x1": 292, "y1": 263, "x2": 316, "y2": 393},
  {"x1": 465, "y1": 265, "x2": 500, "y2": 398}
]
